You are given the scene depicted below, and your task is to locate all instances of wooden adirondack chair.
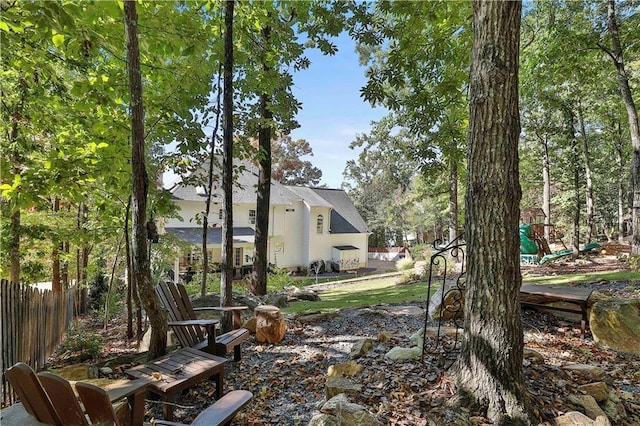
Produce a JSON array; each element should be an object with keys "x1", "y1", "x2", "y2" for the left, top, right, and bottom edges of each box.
[
  {"x1": 77, "y1": 380, "x2": 253, "y2": 426},
  {"x1": 4, "y1": 362, "x2": 62, "y2": 425},
  {"x1": 4, "y1": 362, "x2": 147, "y2": 426},
  {"x1": 156, "y1": 281, "x2": 250, "y2": 361}
]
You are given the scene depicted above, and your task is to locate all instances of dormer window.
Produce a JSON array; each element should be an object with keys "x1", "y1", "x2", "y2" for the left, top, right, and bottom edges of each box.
[
  {"x1": 196, "y1": 186, "x2": 207, "y2": 196},
  {"x1": 316, "y1": 215, "x2": 324, "y2": 234}
]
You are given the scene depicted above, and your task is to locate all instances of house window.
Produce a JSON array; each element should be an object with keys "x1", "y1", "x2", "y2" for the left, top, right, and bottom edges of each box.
[
  {"x1": 218, "y1": 209, "x2": 223, "y2": 220},
  {"x1": 249, "y1": 209, "x2": 256, "y2": 225},
  {"x1": 234, "y1": 248, "x2": 242, "y2": 267},
  {"x1": 316, "y1": 215, "x2": 324, "y2": 234}
]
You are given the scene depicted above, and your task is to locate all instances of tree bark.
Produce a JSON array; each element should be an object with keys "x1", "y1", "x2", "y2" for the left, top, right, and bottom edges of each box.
[
  {"x1": 604, "y1": 0, "x2": 640, "y2": 254},
  {"x1": 124, "y1": 0, "x2": 167, "y2": 359},
  {"x1": 454, "y1": 2, "x2": 531, "y2": 424},
  {"x1": 220, "y1": 0, "x2": 235, "y2": 333},
  {"x1": 577, "y1": 103, "x2": 594, "y2": 243},
  {"x1": 52, "y1": 198, "x2": 61, "y2": 292},
  {"x1": 539, "y1": 133, "x2": 551, "y2": 241},
  {"x1": 448, "y1": 157, "x2": 458, "y2": 243},
  {"x1": 614, "y1": 119, "x2": 626, "y2": 242},
  {"x1": 252, "y1": 23, "x2": 273, "y2": 297}
]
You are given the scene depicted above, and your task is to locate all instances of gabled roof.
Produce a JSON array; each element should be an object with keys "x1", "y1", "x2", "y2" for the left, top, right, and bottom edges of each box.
[
  {"x1": 170, "y1": 157, "x2": 368, "y2": 235},
  {"x1": 290, "y1": 187, "x2": 369, "y2": 234},
  {"x1": 171, "y1": 157, "x2": 299, "y2": 206},
  {"x1": 320, "y1": 189, "x2": 369, "y2": 234}
]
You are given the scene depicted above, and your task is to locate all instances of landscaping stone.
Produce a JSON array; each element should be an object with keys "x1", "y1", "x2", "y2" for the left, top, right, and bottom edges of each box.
[
  {"x1": 325, "y1": 377, "x2": 362, "y2": 399},
  {"x1": 568, "y1": 394, "x2": 607, "y2": 420},
  {"x1": 561, "y1": 364, "x2": 606, "y2": 381},
  {"x1": 297, "y1": 312, "x2": 340, "y2": 324},
  {"x1": 590, "y1": 298, "x2": 640, "y2": 354},
  {"x1": 579, "y1": 382, "x2": 609, "y2": 402},
  {"x1": 350, "y1": 338, "x2": 374, "y2": 359},
  {"x1": 48, "y1": 363, "x2": 98, "y2": 380},
  {"x1": 385, "y1": 346, "x2": 422, "y2": 361},
  {"x1": 291, "y1": 288, "x2": 321, "y2": 301},
  {"x1": 555, "y1": 411, "x2": 596, "y2": 425},
  {"x1": 320, "y1": 393, "x2": 382, "y2": 426},
  {"x1": 602, "y1": 392, "x2": 627, "y2": 423},
  {"x1": 327, "y1": 361, "x2": 364, "y2": 378},
  {"x1": 308, "y1": 413, "x2": 338, "y2": 426}
]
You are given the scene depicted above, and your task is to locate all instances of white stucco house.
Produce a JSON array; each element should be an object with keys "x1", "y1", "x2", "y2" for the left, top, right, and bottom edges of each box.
[{"x1": 163, "y1": 158, "x2": 369, "y2": 277}]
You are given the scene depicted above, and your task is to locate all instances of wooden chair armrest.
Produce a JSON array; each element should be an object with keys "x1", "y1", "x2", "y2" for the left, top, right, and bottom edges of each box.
[
  {"x1": 105, "y1": 379, "x2": 148, "y2": 403},
  {"x1": 168, "y1": 319, "x2": 218, "y2": 327},
  {"x1": 192, "y1": 306, "x2": 249, "y2": 312}
]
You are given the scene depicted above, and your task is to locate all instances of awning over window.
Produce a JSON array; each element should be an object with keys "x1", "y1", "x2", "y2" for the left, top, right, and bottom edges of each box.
[{"x1": 332, "y1": 245, "x2": 359, "y2": 251}]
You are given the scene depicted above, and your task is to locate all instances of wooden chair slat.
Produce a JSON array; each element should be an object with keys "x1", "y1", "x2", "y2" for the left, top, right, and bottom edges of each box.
[
  {"x1": 37, "y1": 372, "x2": 88, "y2": 426},
  {"x1": 4, "y1": 362, "x2": 62, "y2": 425}
]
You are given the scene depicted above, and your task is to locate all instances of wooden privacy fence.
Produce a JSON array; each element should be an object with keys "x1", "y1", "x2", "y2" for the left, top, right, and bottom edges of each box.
[{"x1": 0, "y1": 279, "x2": 83, "y2": 407}]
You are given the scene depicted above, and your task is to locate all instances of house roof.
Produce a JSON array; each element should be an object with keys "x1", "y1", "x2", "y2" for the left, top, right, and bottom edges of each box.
[
  {"x1": 285, "y1": 186, "x2": 333, "y2": 208},
  {"x1": 165, "y1": 227, "x2": 255, "y2": 244},
  {"x1": 305, "y1": 188, "x2": 369, "y2": 234},
  {"x1": 171, "y1": 157, "x2": 299, "y2": 206},
  {"x1": 170, "y1": 157, "x2": 368, "y2": 235}
]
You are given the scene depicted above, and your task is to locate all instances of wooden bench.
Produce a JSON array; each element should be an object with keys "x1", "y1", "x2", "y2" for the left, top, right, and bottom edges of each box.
[{"x1": 520, "y1": 283, "x2": 594, "y2": 338}]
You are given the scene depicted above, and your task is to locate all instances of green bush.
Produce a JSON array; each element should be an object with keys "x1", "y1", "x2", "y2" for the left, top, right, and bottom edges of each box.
[
  {"x1": 395, "y1": 258, "x2": 414, "y2": 271},
  {"x1": 267, "y1": 267, "x2": 301, "y2": 292},
  {"x1": 61, "y1": 321, "x2": 103, "y2": 361},
  {"x1": 410, "y1": 244, "x2": 432, "y2": 261}
]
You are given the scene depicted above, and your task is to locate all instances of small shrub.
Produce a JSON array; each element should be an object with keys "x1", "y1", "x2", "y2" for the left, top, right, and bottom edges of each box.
[
  {"x1": 396, "y1": 258, "x2": 414, "y2": 271},
  {"x1": 628, "y1": 255, "x2": 640, "y2": 272},
  {"x1": 61, "y1": 321, "x2": 103, "y2": 361},
  {"x1": 410, "y1": 244, "x2": 431, "y2": 261},
  {"x1": 267, "y1": 267, "x2": 300, "y2": 292}
]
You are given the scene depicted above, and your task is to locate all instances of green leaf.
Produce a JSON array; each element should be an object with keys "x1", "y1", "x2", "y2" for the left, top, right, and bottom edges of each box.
[{"x1": 52, "y1": 33, "x2": 65, "y2": 47}]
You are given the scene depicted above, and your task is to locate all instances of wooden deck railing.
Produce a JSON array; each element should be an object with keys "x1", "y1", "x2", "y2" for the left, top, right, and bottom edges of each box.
[{"x1": 1, "y1": 279, "x2": 82, "y2": 406}]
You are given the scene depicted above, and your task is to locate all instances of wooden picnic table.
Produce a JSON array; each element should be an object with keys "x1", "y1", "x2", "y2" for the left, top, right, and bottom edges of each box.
[{"x1": 125, "y1": 347, "x2": 228, "y2": 421}]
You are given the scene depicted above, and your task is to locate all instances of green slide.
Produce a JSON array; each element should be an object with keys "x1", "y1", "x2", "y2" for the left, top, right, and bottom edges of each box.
[{"x1": 519, "y1": 225, "x2": 538, "y2": 254}]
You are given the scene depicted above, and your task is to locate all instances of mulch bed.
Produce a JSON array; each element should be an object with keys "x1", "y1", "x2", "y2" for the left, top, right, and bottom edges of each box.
[{"x1": 46, "y1": 259, "x2": 640, "y2": 425}]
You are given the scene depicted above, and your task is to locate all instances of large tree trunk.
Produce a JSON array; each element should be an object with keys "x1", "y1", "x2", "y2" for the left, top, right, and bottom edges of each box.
[
  {"x1": 577, "y1": 103, "x2": 594, "y2": 243},
  {"x1": 454, "y1": 2, "x2": 531, "y2": 425},
  {"x1": 220, "y1": 0, "x2": 235, "y2": 333},
  {"x1": 538, "y1": 133, "x2": 551, "y2": 241},
  {"x1": 51, "y1": 198, "x2": 61, "y2": 292},
  {"x1": 251, "y1": 91, "x2": 272, "y2": 296},
  {"x1": 604, "y1": 0, "x2": 640, "y2": 254},
  {"x1": 448, "y1": 157, "x2": 458, "y2": 243},
  {"x1": 252, "y1": 22, "x2": 273, "y2": 297},
  {"x1": 124, "y1": 0, "x2": 167, "y2": 359},
  {"x1": 614, "y1": 119, "x2": 626, "y2": 242}
]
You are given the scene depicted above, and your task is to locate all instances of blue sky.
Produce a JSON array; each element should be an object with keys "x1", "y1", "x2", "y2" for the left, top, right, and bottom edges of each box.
[
  {"x1": 288, "y1": 32, "x2": 387, "y2": 188},
  {"x1": 163, "y1": 33, "x2": 386, "y2": 189}
]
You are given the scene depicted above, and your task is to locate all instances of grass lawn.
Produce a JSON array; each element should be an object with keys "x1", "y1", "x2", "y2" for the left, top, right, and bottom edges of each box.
[
  {"x1": 523, "y1": 270, "x2": 638, "y2": 285},
  {"x1": 282, "y1": 277, "x2": 434, "y2": 315}
]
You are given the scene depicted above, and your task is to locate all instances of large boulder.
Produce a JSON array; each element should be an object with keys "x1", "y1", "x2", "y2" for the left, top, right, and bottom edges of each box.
[{"x1": 589, "y1": 298, "x2": 640, "y2": 354}]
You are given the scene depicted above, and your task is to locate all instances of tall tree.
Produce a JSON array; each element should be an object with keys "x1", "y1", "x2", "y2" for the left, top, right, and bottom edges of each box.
[
  {"x1": 220, "y1": 0, "x2": 235, "y2": 333},
  {"x1": 251, "y1": 21, "x2": 274, "y2": 297},
  {"x1": 271, "y1": 136, "x2": 322, "y2": 186},
  {"x1": 599, "y1": 0, "x2": 640, "y2": 254},
  {"x1": 455, "y1": 1, "x2": 531, "y2": 424},
  {"x1": 124, "y1": 0, "x2": 166, "y2": 359}
]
